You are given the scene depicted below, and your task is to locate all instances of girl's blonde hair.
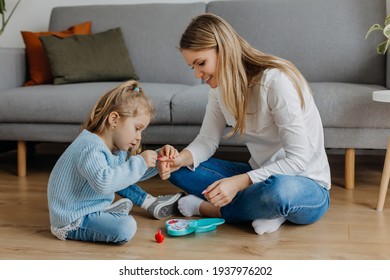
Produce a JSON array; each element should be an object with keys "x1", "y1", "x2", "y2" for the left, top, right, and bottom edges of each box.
[
  {"x1": 83, "y1": 80, "x2": 154, "y2": 155},
  {"x1": 180, "y1": 13, "x2": 309, "y2": 137}
]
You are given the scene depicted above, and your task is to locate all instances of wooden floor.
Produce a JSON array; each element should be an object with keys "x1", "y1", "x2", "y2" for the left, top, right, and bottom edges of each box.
[{"x1": 0, "y1": 143, "x2": 389, "y2": 260}]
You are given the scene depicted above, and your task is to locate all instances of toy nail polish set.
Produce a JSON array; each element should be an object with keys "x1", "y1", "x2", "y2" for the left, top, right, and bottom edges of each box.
[{"x1": 165, "y1": 218, "x2": 225, "y2": 236}]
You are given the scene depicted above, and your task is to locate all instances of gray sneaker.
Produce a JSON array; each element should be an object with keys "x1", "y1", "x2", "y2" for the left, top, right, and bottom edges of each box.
[
  {"x1": 147, "y1": 192, "x2": 184, "y2": 219},
  {"x1": 104, "y1": 198, "x2": 133, "y2": 215}
]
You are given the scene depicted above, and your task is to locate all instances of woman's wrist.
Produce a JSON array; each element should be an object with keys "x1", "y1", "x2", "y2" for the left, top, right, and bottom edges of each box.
[
  {"x1": 176, "y1": 154, "x2": 185, "y2": 168},
  {"x1": 179, "y1": 149, "x2": 193, "y2": 167},
  {"x1": 238, "y1": 173, "x2": 253, "y2": 191}
]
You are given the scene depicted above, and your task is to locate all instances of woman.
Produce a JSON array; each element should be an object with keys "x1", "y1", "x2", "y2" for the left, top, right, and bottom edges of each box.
[{"x1": 161, "y1": 14, "x2": 330, "y2": 235}]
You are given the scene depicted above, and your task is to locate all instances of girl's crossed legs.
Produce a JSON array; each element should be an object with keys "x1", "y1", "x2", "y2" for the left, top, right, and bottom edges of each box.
[{"x1": 66, "y1": 212, "x2": 136, "y2": 244}]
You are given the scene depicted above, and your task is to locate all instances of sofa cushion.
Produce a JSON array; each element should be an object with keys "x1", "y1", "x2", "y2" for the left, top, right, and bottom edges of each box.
[
  {"x1": 0, "y1": 82, "x2": 190, "y2": 125},
  {"x1": 311, "y1": 83, "x2": 388, "y2": 128},
  {"x1": 171, "y1": 84, "x2": 209, "y2": 124},
  {"x1": 170, "y1": 83, "x2": 390, "y2": 129},
  {"x1": 40, "y1": 28, "x2": 138, "y2": 85},
  {"x1": 207, "y1": 0, "x2": 386, "y2": 85},
  {"x1": 48, "y1": 3, "x2": 206, "y2": 86},
  {"x1": 138, "y1": 83, "x2": 190, "y2": 124},
  {"x1": 21, "y1": 21, "x2": 92, "y2": 86}
]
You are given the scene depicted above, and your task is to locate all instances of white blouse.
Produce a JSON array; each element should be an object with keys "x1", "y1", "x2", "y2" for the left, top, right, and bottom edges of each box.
[{"x1": 185, "y1": 68, "x2": 331, "y2": 189}]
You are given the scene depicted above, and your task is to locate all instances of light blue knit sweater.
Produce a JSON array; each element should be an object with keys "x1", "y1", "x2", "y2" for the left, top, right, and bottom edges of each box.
[{"x1": 48, "y1": 129, "x2": 153, "y2": 230}]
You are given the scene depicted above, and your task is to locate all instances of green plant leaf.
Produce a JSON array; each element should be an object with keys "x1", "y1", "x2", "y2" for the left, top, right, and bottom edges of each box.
[
  {"x1": 365, "y1": 24, "x2": 383, "y2": 39},
  {"x1": 0, "y1": 0, "x2": 5, "y2": 15},
  {"x1": 1, "y1": 0, "x2": 21, "y2": 34},
  {"x1": 377, "y1": 40, "x2": 390, "y2": 54},
  {"x1": 384, "y1": 24, "x2": 390, "y2": 38},
  {"x1": 385, "y1": 14, "x2": 390, "y2": 26}
]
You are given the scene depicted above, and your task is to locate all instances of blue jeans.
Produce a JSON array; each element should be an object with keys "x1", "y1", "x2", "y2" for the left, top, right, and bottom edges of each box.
[
  {"x1": 117, "y1": 184, "x2": 147, "y2": 206},
  {"x1": 66, "y1": 212, "x2": 137, "y2": 244},
  {"x1": 66, "y1": 167, "x2": 158, "y2": 244},
  {"x1": 169, "y1": 157, "x2": 330, "y2": 224},
  {"x1": 117, "y1": 167, "x2": 158, "y2": 206}
]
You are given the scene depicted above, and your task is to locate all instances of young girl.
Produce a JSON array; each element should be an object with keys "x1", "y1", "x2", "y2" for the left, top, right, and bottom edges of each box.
[
  {"x1": 47, "y1": 80, "x2": 183, "y2": 244},
  {"x1": 161, "y1": 14, "x2": 331, "y2": 235}
]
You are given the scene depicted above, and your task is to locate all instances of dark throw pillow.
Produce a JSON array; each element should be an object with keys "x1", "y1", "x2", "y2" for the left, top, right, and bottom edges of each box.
[{"x1": 40, "y1": 27, "x2": 138, "y2": 85}]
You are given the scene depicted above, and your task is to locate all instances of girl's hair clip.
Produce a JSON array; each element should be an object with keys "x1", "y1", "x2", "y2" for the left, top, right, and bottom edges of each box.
[{"x1": 133, "y1": 87, "x2": 140, "y2": 92}]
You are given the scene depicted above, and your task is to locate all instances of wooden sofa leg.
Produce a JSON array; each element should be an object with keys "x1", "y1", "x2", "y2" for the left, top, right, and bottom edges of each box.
[
  {"x1": 345, "y1": 148, "x2": 355, "y2": 189},
  {"x1": 17, "y1": 141, "x2": 27, "y2": 177},
  {"x1": 376, "y1": 138, "x2": 390, "y2": 211}
]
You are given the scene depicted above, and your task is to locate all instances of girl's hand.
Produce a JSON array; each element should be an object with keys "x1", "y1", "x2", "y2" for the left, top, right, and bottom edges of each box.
[
  {"x1": 140, "y1": 150, "x2": 158, "y2": 168},
  {"x1": 202, "y1": 174, "x2": 252, "y2": 207}
]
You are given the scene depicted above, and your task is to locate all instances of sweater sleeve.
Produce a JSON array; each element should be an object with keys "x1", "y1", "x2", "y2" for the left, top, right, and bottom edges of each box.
[
  {"x1": 247, "y1": 71, "x2": 313, "y2": 183},
  {"x1": 185, "y1": 89, "x2": 227, "y2": 169},
  {"x1": 77, "y1": 145, "x2": 148, "y2": 195}
]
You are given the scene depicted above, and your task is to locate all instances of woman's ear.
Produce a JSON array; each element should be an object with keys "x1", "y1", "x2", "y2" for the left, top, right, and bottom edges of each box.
[{"x1": 108, "y1": 111, "x2": 120, "y2": 128}]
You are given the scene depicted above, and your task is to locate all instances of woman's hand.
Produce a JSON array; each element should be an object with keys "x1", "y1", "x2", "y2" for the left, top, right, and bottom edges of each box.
[
  {"x1": 157, "y1": 159, "x2": 171, "y2": 180},
  {"x1": 158, "y1": 145, "x2": 185, "y2": 172},
  {"x1": 167, "y1": 155, "x2": 184, "y2": 173},
  {"x1": 157, "y1": 154, "x2": 184, "y2": 180},
  {"x1": 203, "y1": 174, "x2": 252, "y2": 207},
  {"x1": 140, "y1": 150, "x2": 158, "y2": 168},
  {"x1": 158, "y1": 144, "x2": 179, "y2": 160},
  {"x1": 157, "y1": 148, "x2": 192, "y2": 179},
  {"x1": 157, "y1": 145, "x2": 180, "y2": 180}
]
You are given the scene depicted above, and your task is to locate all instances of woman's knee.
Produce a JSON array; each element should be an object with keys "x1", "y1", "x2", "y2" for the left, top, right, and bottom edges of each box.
[
  {"x1": 262, "y1": 175, "x2": 329, "y2": 223},
  {"x1": 259, "y1": 175, "x2": 293, "y2": 204}
]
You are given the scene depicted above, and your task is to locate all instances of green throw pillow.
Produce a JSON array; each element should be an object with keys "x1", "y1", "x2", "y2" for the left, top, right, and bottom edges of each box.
[{"x1": 40, "y1": 28, "x2": 138, "y2": 85}]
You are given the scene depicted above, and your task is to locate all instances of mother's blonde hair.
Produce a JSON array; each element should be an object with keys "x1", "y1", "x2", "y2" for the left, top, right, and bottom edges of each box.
[
  {"x1": 83, "y1": 80, "x2": 154, "y2": 155},
  {"x1": 180, "y1": 13, "x2": 309, "y2": 136}
]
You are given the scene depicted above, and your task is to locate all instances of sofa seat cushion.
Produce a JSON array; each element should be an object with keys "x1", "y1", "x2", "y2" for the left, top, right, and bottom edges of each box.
[
  {"x1": 0, "y1": 82, "x2": 189, "y2": 125},
  {"x1": 311, "y1": 83, "x2": 389, "y2": 128},
  {"x1": 171, "y1": 82, "x2": 390, "y2": 129}
]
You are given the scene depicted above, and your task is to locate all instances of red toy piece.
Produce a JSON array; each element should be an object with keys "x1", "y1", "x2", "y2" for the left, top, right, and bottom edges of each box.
[{"x1": 155, "y1": 230, "x2": 165, "y2": 243}]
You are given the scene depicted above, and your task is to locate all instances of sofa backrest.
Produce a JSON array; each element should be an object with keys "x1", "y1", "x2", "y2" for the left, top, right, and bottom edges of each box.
[
  {"x1": 49, "y1": 3, "x2": 206, "y2": 85},
  {"x1": 208, "y1": 0, "x2": 386, "y2": 85},
  {"x1": 49, "y1": 0, "x2": 386, "y2": 86}
]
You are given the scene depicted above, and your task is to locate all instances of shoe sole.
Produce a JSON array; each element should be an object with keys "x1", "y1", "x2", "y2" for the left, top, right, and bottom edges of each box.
[
  {"x1": 104, "y1": 198, "x2": 133, "y2": 214},
  {"x1": 153, "y1": 193, "x2": 184, "y2": 219}
]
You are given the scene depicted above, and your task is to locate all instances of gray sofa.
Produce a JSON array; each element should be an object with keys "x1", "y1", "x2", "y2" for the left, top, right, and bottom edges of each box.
[{"x1": 0, "y1": 0, "x2": 389, "y2": 190}]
